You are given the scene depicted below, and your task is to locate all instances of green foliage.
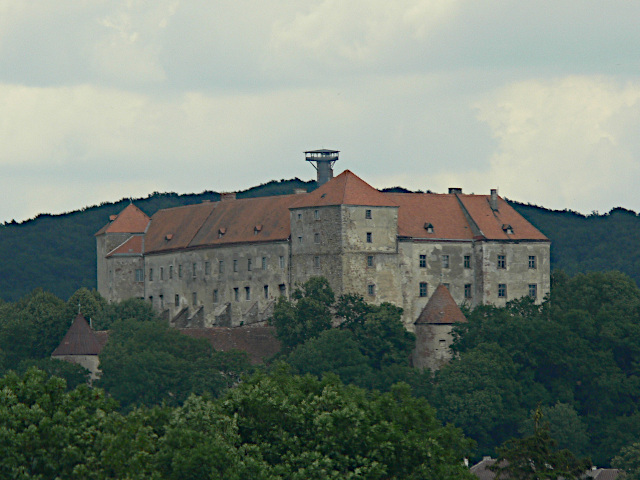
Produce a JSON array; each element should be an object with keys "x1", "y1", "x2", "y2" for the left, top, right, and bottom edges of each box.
[
  {"x1": 218, "y1": 368, "x2": 475, "y2": 479},
  {"x1": 444, "y1": 270, "x2": 640, "y2": 465},
  {"x1": 269, "y1": 277, "x2": 334, "y2": 351},
  {"x1": 613, "y1": 441, "x2": 640, "y2": 479},
  {"x1": 490, "y1": 408, "x2": 591, "y2": 480},
  {"x1": 96, "y1": 318, "x2": 251, "y2": 410}
]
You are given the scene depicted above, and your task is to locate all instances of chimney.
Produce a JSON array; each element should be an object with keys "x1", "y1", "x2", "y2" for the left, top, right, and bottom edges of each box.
[
  {"x1": 448, "y1": 187, "x2": 462, "y2": 194},
  {"x1": 221, "y1": 192, "x2": 236, "y2": 202},
  {"x1": 490, "y1": 189, "x2": 498, "y2": 211}
]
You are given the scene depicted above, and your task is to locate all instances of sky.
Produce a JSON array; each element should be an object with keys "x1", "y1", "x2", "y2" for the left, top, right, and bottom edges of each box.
[{"x1": 1, "y1": 1, "x2": 639, "y2": 224}]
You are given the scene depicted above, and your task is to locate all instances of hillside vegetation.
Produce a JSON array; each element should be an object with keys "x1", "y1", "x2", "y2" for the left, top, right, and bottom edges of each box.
[{"x1": 0, "y1": 180, "x2": 639, "y2": 301}]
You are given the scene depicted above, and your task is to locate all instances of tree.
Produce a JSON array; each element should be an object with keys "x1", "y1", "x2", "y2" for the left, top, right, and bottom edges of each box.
[
  {"x1": 269, "y1": 277, "x2": 334, "y2": 351},
  {"x1": 613, "y1": 441, "x2": 640, "y2": 480},
  {"x1": 489, "y1": 408, "x2": 591, "y2": 480},
  {"x1": 218, "y1": 368, "x2": 476, "y2": 479}
]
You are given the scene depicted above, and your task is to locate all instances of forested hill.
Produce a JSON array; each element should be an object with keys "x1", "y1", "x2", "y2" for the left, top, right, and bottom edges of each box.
[
  {"x1": 0, "y1": 180, "x2": 639, "y2": 302},
  {"x1": 509, "y1": 202, "x2": 640, "y2": 284},
  {"x1": 0, "y1": 178, "x2": 315, "y2": 302}
]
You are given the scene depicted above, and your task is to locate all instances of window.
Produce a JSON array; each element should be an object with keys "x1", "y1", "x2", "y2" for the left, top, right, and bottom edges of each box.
[
  {"x1": 298, "y1": 236, "x2": 303, "y2": 244},
  {"x1": 314, "y1": 233, "x2": 320, "y2": 243},
  {"x1": 365, "y1": 209, "x2": 372, "y2": 219},
  {"x1": 442, "y1": 255, "x2": 449, "y2": 269},
  {"x1": 529, "y1": 284, "x2": 537, "y2": 299},
  {"x1": 205, "y1": 261, "x2": 211, "y2": 275},
  {"x1": 192, "y1": 292, "x2": 197, "y2": 305},
  {"x1": 159, "y1": 295, "x2": 164, "y2": 309},
  {"x1": 314, "y1": 256, "x2": 320, "y2": 268},
  {"x1": 179, "y1": 264, "x2": 183, "y2": 278},
  {"x1": 169, "y1": 265, "x2": 174, "y2": 279},
  {"x1": 464, "y1": 255, "x2": 471, "y2": 269},
  {"x1": 248, "y1": 259, "x2": 252, "y2": 271},
  {"x1": 245, "y1": 286, "x2": 251, "y2": 301},
  {"x1": 234, "y1": 288, "x2": 239, "y2": 301},
  {"x1": 219, "y1": 260, "x2": 224, "y2": 274},
  {"x1": 314, "y1": 209, "x2": 319, "y2": 220},
  {"x1": 160, "y1": 267, "x2": 164, "y2": 280},
  {"x1": 213, "y1": 289, "x2": 218, "y2": 303},
  {"x1": 367, "y1": 255, "x2": 374, "y2": 267},
  {"x1": 368, "y1": 284, "x2": 375, "y2": 296},
  {"x1": 297, "y1": 213, "x2": 302, "y2": 220},
  {"x1": 529, "y1": 256, "x2": 537, "y2": 269},
  {"x1": 175, "y1": 294, "x2": 180, "y2": 307},
  {"x1": 366, "y1": 232, "x2": 372, "y2": 243},
  {"x1": 497, "y1": 255, "x2": 506, "y2": 269},
  {"x1": 443, "y1": 283, "x2": 450, "y2": 291},
  {"x1": 279, "y1": 256, "x2": 285, "y2": 269},
  {"x1": 498, "y1": 284, "x2": 507, "y2": 298},
  {"x1": 419, "y1": 254, "x2": 426, "y2": 268},
  {"x1": 233, "y1": 259, "x2": 238, "y2": 272},
  {"x1": 419, "y1": 282, "x2": 428, "y2": 297},
  {"x1": 264, "y1": 285, "x2": 269, "y2": 299},
  {"x1": 149, "y1": 268, "x2": 154, "y2": 281},
  {"x1": 192, "y1": 263, "x2": 197, "y2": 277},
  {"x1": 279, "y1": 284, "x2": 286, "y2": 296},
  {"x1": 464, "y1": 284, "x2": 472, "y2": 299},
  {"x1": 262, "y1": 257, "x2": 267, "y2": 270},
  {"x1": 135, "y1": 269, "x2": 143, "y2": 282},
  {"x1": 149, "y1": 295, "x2": 153, "y2": 305}
]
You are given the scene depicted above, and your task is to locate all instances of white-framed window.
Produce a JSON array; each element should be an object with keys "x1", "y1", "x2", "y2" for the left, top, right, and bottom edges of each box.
[
  {"x1": 464, "y1": 284, "x2": 472, "y2": 299},
  {"x1": 368, "y1": 284, "x2": 375, "y2": 296},
  {"x1": 498, "y1": 255, "x2": 506, "y2": 269},
  {"x1": 442, "y1": 255, "x2": 449, "y2": 269},
  {"x1": 464, "y1": 255, "x2": 471, "y2": 269},
  {"x1": 529, "y1": 284, "x2": 537, "y2": 299},
  {"x1": 367, "y1": 255, "x2": 374, "y2": 267},
  {"x1": 279, "y1": 256, "x2": 285, "y2": 269},
  {"x1": 529, "y1": 256, "x2": 537, "y2": 269},
  {"x1": 498, "y1": 284, "x2": 507, "y2": 298},
  {"x1": 135, "y1": 269, "x2": 143, "y2": 282},
  {"x1": 419, "y1": 282, "x2": 428, "y2": 297},
  {"x1": 365, "y1": 209, "x2": 372, "y2": 219},
  {"x1": 419, "y1": 254, "x2": 426, "y2": 268}
]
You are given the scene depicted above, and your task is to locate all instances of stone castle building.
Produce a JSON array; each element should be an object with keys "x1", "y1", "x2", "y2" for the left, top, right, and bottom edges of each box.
[{"x1": 96, "y1": 150, "x2": 550, "y2": 332}]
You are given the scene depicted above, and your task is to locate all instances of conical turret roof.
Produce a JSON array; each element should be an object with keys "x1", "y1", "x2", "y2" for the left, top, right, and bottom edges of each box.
[
  {"x1": 415, "y1": 284, "x2": 467, "y2": 325},
  {"x1": 52, "y1": 314, "x2": 104, "y2": 356}
]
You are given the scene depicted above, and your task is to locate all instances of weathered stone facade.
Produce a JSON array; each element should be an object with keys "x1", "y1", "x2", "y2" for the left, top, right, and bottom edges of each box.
[{"x1": 97, "y1": 168, "x2": 551, "y2": 332}]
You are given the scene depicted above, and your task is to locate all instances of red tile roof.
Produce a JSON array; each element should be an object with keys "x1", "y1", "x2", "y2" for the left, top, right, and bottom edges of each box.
[
  {"x1": 51, "y1": 314, "x2": 105, "y2": 356},
  {"x1": 107, "y1": 235, "x2": 143, "y2": 257},
  {"x1": 387, "y1": 192, "x2": 474, "y2": 239},
  {"x1": 292, "y1": 170, "x2": 397, "y2": 208},
  {"x1": 458, "y1": 195, "x2": 548, "y2": 241},
  {"x1": 180, "y1": 326, "x2": 281, "y2": 364},
  {"x1": 95, "y1": 204, "x2": 150, "y2": 235},
  {"x1": 126, "y1": 171, "x2": 547, "y2": 255},
  {"x1": 415, "y1": 284, "x2": 467, "y2": 325}
]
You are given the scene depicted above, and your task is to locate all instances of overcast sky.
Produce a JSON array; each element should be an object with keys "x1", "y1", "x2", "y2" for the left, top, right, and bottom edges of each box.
[{"x1": 1, "y1": 1, "x2": 639, "y2": 223}]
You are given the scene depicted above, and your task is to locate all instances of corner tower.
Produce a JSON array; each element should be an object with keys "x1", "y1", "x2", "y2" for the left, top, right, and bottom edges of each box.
[{"x1": 305, "y1": 149, "x2": 339, "y2": 186}]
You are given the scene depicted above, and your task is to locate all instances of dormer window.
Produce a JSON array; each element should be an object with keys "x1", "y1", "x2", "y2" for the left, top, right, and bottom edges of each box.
[
  {"x1": 165, "y1": 234, "x2": 173, "y2": 241},
  {"x1": 502, "y1": 224, "x2": 514, "y2": 235},
  {"x1": 218, "y1": 227, "x2": 226, "y2": 239},
  {"x1": 254, "y1": 225, "x2": 262, "y2": 235},
  {"x1": 424, "y1": 222, "x2": 434, "y2": 234}
]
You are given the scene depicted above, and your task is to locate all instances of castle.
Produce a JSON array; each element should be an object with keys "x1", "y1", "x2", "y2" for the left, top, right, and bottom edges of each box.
[{"x1": 96, "y1": 150, "x2": 550, "y2": 334}]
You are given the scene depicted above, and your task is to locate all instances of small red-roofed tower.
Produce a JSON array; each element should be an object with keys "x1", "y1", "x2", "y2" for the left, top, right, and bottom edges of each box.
[
  {"x1": 95, "y1": 203, "x2": 150, "y2": 303},
  {"x1": 412, "y1": 284, "x2": 467, "y2": 370}
]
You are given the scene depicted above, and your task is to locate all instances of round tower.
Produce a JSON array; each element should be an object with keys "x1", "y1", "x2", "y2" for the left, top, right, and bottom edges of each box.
[{"x1": 305, "y1": 149, "x2": 339, "y2": 186}]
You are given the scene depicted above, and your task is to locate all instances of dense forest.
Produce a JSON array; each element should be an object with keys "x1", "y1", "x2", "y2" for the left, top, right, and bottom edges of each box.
[{"x1": 2, "y1": 274, "x2": 640, "y2": 477}]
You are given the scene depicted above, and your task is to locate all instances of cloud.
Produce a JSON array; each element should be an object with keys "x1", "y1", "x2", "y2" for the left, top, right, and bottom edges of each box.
[{"x1": 418, "y1": 76, "x2": 640, "y2": 212}]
